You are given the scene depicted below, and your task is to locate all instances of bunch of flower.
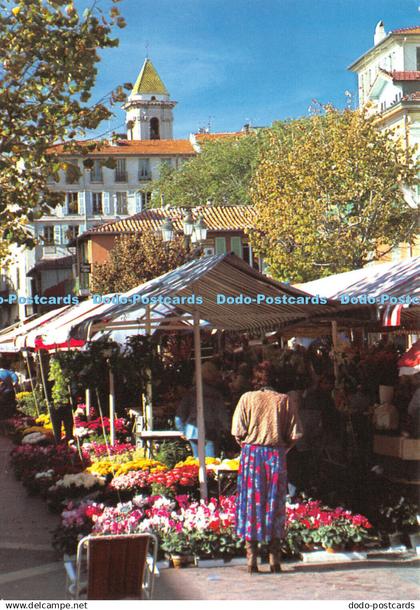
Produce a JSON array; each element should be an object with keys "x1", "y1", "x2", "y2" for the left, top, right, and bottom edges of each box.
[
  {"x1": 52, "y1": 500, "x2": 104, "y2": 554},
  {"x1": 10, "y1": 444, "x2": 90, "y2": 483},
  {"x1": 113, "y1": 458, "x2": 167, "y2": 477},
  {"x1": 285, "y1": 500, "x2": 373, "y2": 551},
  {"x1": 54, "y1": 472, "x2": 106, "y2": 490},
  {"x1": 35, "y1": 413, "x2": 52, "y2": 429},
  {"x1": 85, "y1": 441, "x2": 136, "y2": 459},
  {"x1": 175, "y1": 456, "x2": 221, "y2": 468},
  {"x1": 108, "y1": 470, "x2": 151, "y2": 492},
  {"x1": 73, "y1": 416, "x2": 129, "y2": 436},
  {"x1": 147, "y1": 464, "x2": 200, "y2": 490}
]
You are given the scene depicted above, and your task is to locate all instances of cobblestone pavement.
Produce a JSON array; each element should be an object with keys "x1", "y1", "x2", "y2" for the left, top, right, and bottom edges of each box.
[
  {"x1": 0, "y1": 435, "x2": 419, "y2": 601},
  {"x1": 154, "y1": 561, "x2": 420, "y2": 600}
]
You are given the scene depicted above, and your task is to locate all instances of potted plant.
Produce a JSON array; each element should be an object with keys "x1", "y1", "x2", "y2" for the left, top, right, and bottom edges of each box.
[{"x1": 160, "y1": 530, "x2": 194, "y2": 568}]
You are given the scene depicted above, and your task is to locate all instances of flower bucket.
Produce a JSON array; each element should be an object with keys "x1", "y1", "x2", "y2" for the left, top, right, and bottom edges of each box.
[
  {"x1": 171, "y1": 554, "x2": 194, "y2": 569},
  {"x1": 379, "y1": 385, "x2": 394, "y2": 404}
]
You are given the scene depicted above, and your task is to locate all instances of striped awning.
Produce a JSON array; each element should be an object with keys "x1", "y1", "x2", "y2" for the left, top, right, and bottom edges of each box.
[{"x1": 69, "y1": 253, "x2": 359, "y2": 342}]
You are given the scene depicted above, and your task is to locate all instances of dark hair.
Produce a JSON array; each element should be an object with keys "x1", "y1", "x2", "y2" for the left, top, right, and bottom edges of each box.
[{"x1": 252, "y1": 361, "x2": 276, "y2": 390}]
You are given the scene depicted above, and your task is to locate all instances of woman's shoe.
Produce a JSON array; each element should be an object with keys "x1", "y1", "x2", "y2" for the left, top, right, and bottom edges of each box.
[{"x1": 269, "y1": 564, "x2": 282, "y2": 573}]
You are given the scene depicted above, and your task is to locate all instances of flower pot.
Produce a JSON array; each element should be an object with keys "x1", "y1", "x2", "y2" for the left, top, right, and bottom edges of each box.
[
  {"x1": 388, "y1": 532, "x2": 404, "y2": 548},
  {"x1": 409, "y1": 533, "x2": 420, "y2": 555},
  {"x1": 170, "y1": 554, "x2": 194, "y2": 569},
  {"x1": 379, "y1": 385, "x2": 394, "y2": 404}
]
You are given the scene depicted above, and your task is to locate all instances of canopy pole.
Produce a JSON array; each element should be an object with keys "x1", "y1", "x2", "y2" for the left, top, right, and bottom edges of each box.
[
  {"x1": 37, "y1": 351, "x2": 54, "y2": 433},
  {"x1": 193, "y1": 307, "x2": 207, "y2": 500},
  {"x1": 85, "y1": 388, "x2": 91, "y2": 421},
  {"x1": 331, "y1": 321, "x2": 339, "y2": 383},
  {"x1": 145, "y1": 305, "x2": 153, "y2": 431},
  {"x1": 108, "y1": 366, "x2": 116, "y2": 446},
  {"x1": 22, "y1": 350, "x2": 40, "y2": 417}
]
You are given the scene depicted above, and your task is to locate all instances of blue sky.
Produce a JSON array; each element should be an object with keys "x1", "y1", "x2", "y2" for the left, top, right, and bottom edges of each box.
[{"x1": 92, "y1": 0, "x2": 420, "y2": 138}]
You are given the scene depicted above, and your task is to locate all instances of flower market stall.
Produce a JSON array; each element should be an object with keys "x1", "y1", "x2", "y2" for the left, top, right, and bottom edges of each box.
[{"x1": 3, "y1": 253, "x2": 417, "y2": 566}]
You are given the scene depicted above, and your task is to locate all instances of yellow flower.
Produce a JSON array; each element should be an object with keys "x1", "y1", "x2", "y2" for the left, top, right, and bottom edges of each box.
[
  {"x1": 22, "y1": 426, "x2": 54, "y2": 437},
  {"x1": 12, "y1": 6, "x2": 21, "y2": 16},
  {"x1": 175, "y1": 456, "x2": 221, "y2": 468}
]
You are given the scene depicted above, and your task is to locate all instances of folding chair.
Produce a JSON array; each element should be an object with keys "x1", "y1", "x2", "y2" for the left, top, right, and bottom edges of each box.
[{"x1": 64, "y1": 533, "x2": 158, "y2": 600}]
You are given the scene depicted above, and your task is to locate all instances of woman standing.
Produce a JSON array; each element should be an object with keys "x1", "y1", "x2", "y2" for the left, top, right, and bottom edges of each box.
[{"x1": 231, "y1": 362, "x2": 303, "y2": 573}]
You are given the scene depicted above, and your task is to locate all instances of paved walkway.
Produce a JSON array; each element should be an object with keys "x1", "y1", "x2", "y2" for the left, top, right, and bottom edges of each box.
[{"x1": 0, "y1": 435, "x2": 419, "y2": 601}]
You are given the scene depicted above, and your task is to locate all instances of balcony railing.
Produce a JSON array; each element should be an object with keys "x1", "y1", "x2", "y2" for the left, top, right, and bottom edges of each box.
[{"x1": 138, "y1": 171, "x2": 152, "y2": 181}]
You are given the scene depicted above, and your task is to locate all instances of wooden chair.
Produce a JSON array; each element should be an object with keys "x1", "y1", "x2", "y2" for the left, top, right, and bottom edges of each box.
[{"x1": 65, "y1": 533, "x2": 158, "y2": 600}]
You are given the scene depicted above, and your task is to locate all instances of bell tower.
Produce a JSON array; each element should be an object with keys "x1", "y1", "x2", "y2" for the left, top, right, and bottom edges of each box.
[{"x1": 123, "y1": 58, "x2": 176, "y2": 140}]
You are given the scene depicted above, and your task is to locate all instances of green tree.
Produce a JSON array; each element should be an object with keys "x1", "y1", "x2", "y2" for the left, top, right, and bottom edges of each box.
[
  {"x1": 91, "y1": 233, "x2": 191, "y2": 293},
  {"x1": 0, "y1": 0, "x2": 127, "y2": 256},
  {"x1": 250, "y1": 105, "x2": 419, "y2": 282},
  {"x1": 151, "y1": 131, "x2": 262, "y2": 207}
]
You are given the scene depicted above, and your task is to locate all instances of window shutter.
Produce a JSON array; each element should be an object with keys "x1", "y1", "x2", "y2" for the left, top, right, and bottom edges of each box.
[
  {"x1": 127, "y1": 190, "x2": 136, "y2": 215},
  {"x1": 78, "y1": 191, "x2": 86, "y2": 215},
  {"x1": 63, "y1": 197, "x2": 69, "y2": 216},
  {"x1": 215, "y1": 237, "x2": 227, "y2": 255},
  {"x1": 53, "y1": 225, "x2": 62, "y2": 245},
  {"x1": 61, "y1": 224, "x2": 69, "y2": 245},
  {"x1": 103, "y1": 192, "x2": 111, "y2": 215},
  {"x1": 112, "y1": 193, "x2": 117, "y2": 215},
  {"x1": 230, "y1": 236, "x2": 243, "y2": 258},
  {"x1": 135, "y1": 191, "x2": 142, "y2": 213},
  {"x1": 85, "y1": 192, "x2": 93, "y2": 215}
]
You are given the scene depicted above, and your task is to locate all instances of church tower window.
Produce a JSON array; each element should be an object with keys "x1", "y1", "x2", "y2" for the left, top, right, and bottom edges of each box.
[{"x1": 150, "y1": 117, "x2": 160, "y2": 140}]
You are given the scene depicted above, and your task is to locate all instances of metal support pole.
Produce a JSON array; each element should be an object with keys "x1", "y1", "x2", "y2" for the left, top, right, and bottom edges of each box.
[
  {"x1": 193, "y1": 307, "x2": 207, "y2": 500},
  {"x1": 331, "y1": 321, "x2": 339, "y2": 384},
  {"x1": 109, "y1": 367, "x2": 115, "y2": 446},
  {"x1": 85, "y1": 388, "x2": 91, "y2": 420},
  {"x1": 37, "y1": 351, "x2": 54, "y2": 431},
  {"x1": 145, "y1": 305, "x2": 153, "y2": 431}
]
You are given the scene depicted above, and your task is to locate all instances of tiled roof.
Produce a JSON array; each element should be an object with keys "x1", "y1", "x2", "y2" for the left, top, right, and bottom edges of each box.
[
  {"x1": 195, "y1": 132, "x2": 245, "y2": 142},
  {"x1": 50, "y1": 139, "x2": 195, "y2": 156},
  {"x1": 131, "y1": 59, "x2": 169, "y2": 96},
  {"x1": 392, "y1": 71, "x2": 420, "y2": 81},
  {"x1": 84, "y1": 206, "x2": 256, "y2": 236},
  {"x1": 27, "y1": 255, "x2": 75, "y2": 276},
  {"x1": 392, "y1": 26, "x2": 420, "y2": 35}
]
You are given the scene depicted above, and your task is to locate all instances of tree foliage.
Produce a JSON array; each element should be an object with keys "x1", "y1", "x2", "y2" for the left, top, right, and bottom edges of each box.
[
  {"x1": 91, "y1": 233, "x2": 191, "y2": 293},
  {"x1": 250, "y1": 105, "x2": 419, "y2": 282},
  {"x1": 150, "y1": 131, "x2": 262, "y2": 207},
  {"x1": 0, "y1": 0, "x2": 126, "y2": 255}
]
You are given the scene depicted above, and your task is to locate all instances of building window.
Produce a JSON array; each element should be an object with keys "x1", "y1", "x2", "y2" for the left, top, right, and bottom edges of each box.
[
  {"x1": 67, "y1": 192, "x2": 78, "y2": 214},
  {"x1": 65, "y1": 160, "x2": 80, "y2": 184},
  {"x1": 92, "y1": 192, "x2": 103, "y2": 215},
  {"x1": 138, "y1": 158, "x2": 151, "y2": 180},
  {"x1": 416, "y1": 47, "x2": 420, "y2": 71},
  {"x1": 115, "y1": 158, "x2": 127, "y2": 182},
  {"x1": 65, "y1": 225, "x2": 79, "y2": 244},
  {"x1": 90, "y1": 160, "x2": 103, "y2": 183},
  {"x1": 230, "y1": 236, "x2": 243, "y2": 258},
  {"x1": 43, "y1": 226, "x2": 54, "y2": 245},
  {"x1": 150, "y1": 117, "x2": 160, "y2": 140},
  {"x1": 141, "y1": 191, "x2": 152, "y2": 208},
  {"x1": 116, "y1": 192, "x2": 128, "y2": 215},
  {"x1": 215, "y1": 237, "x2": 227, "y2": 255}
]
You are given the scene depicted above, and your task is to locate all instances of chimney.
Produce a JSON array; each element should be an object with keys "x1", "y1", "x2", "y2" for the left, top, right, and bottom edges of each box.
[{"x1": 374, "y1": 20, "x2": 387, "y2": 46}]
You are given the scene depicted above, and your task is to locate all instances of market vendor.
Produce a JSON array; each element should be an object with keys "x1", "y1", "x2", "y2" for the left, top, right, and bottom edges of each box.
[{"x1": 175, "y1": 361, "x2": 229, "y2": 457}]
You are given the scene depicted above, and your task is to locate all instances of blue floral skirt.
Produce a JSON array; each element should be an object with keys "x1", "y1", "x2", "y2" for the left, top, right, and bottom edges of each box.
[{"x1": 235, "y1": 444, "x2": 287, "y2": 542}]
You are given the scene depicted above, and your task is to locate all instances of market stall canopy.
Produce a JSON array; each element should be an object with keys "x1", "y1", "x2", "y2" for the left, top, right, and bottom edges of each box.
[
  {"x1": 399, "y1": 340, "x2": 420, "y2": 376},
  {"x1": 0, "y1": 306, "x2": 71, "y2": 352},
  {"x1": 297, "y1": 256, "x2": 420, "y2": 329},
  {"x1": 67, "y1": 253, "x2": 362, "y2": 341}
]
